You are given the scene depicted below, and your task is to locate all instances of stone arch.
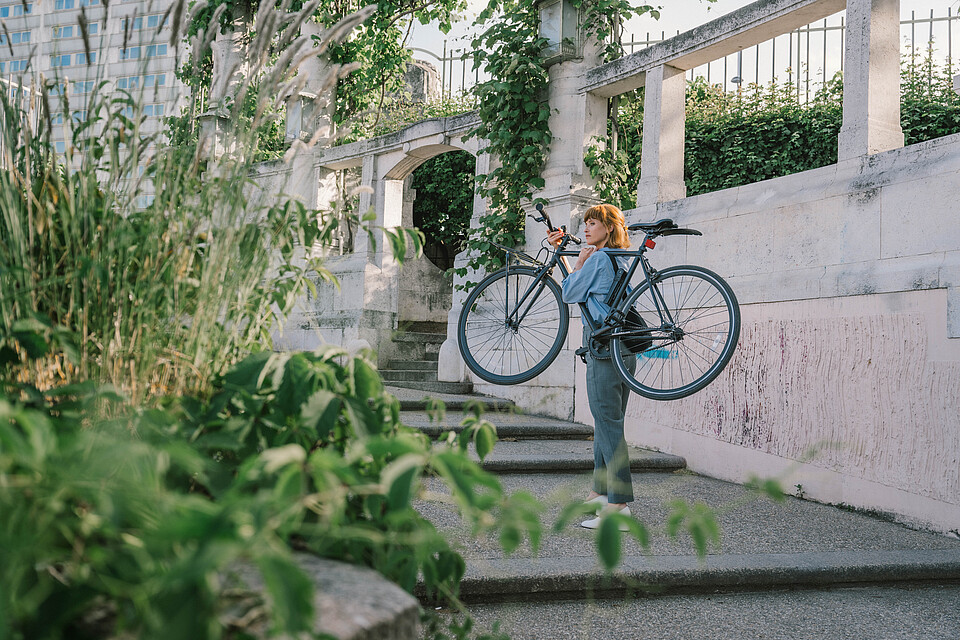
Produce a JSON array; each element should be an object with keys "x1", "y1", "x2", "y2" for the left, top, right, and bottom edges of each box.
[{"x1": 377, "y1": 138, "x2": 479, "y2": 330}]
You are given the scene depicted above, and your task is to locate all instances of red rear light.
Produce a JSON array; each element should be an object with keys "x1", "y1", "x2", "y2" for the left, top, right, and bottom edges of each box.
[{"x1": 645, "y1": 238, "x2": 656, "y2": 249}]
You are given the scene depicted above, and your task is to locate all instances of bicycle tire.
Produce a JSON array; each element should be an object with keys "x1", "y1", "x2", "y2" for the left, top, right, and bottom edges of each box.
[
  {"x1": 458, "y1": 265, "x2": 569, "y2": 385},
  {"x1": 611, "y1": 265, "x2": 740, "y2": 400}
]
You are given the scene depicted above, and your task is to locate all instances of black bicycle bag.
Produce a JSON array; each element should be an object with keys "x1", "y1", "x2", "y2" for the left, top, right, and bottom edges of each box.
[{"x1": 604, "y1": 252, "x2": 652, "y2": 354}]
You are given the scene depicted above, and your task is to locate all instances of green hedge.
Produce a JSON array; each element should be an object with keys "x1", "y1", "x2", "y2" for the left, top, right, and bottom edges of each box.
[{"x1": 586, "y1": 58, "x2": 960, "y2": 208}]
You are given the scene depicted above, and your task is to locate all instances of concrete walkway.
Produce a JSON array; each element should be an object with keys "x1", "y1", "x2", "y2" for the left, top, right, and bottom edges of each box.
[{"x1": 388, "y1": 386, "x2": 960, "y2": 639}]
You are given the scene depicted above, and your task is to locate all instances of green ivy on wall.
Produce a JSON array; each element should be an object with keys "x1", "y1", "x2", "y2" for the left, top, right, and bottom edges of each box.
[{"x1": 456, "y1": 0, "x2": 552, "y2": 286}]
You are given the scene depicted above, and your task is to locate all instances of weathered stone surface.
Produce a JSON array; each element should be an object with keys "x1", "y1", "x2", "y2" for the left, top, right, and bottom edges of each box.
[{"x1": 231, "y1": 554, "x2": 420, "y2": 640}]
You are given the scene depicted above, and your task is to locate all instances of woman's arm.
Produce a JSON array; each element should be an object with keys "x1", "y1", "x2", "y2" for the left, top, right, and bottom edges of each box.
[{"x1": 546, "y1": 230, "x2": 598, "y2": 274}]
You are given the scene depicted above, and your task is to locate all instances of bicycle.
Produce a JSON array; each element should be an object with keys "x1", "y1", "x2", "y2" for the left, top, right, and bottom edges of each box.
[{"x1": 456, "y1": 203, "x2": 741, "y2": 401}]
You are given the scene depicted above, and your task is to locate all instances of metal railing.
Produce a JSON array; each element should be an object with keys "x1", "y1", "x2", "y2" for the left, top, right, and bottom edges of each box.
[{"x1": 413, "y1": 8, "x2": 958, "y2": 100}]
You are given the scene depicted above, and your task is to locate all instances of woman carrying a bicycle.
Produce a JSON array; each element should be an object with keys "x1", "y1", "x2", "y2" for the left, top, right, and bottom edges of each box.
[{"x1": 547, "y1": 203, "x2": 637, "y2": 530}]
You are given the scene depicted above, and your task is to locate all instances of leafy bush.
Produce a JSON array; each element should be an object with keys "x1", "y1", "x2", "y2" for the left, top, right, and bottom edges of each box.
[{"x1": 0, "y1": 323, "x2": 542, "y2": 638}]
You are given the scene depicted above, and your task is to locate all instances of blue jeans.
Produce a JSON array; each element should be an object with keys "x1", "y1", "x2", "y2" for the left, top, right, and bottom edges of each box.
[{"x1": 585, "y1": 347, "x2": 636, "y2": 504}]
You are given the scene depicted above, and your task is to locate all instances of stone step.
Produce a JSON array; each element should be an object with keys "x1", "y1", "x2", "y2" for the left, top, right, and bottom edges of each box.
[
  {"x1": 402, "y1": 411, "x2": 594, "y2": 440},
  {"x1": 384, "y1": 360, "x2": 439, "y2": 372},
  {"x1": 380, "y1": 370, "x2": 440, "y2": 383},
  {"x1": 450, "y1": 549, "x2": 960, "y2": 603},
  {"x1": 385, "y1": 385, "x2": 514, "y2": 412},
  {"x1": 462, "y1": 440, "x2": 686, "y2": 474},
  {"x1": 400, "y1": 321, "x2": 446, "y2": 335},
  {"x1": 391, "y1": 331, "x2": 447, "y2": 345},
  {"x1": 461, "y1": 582, "x2": 960, "y2": 640},
  {"x1": 389, "y1": 337, "x2": 444, "y2": 361},
  {"x1": 384, "y1": 380, "x2": 474, "y2": 395},
  {"x1": 415, "y1": 470, "x2": 960, "y2": 605}
]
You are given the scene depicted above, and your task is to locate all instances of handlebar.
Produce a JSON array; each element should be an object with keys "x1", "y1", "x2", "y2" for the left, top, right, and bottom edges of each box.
[{"x1": 530, "y1": 202, "x2": 582, "y2": 246}]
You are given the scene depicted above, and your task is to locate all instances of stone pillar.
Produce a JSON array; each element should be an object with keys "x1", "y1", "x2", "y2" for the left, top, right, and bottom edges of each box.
[
  {"x1": 439, "y1": 147, "x2": 489, "y2": 384},
  {"x1": 353, "y1": 154, "x2": 375, "y2": 255},
  {"x1": 284, "y1": 23, "x2": 336, "y2": 146},
  {"x1": 837, "y1": 0, "x2": 904, "y2": 161},
  {"x1": 199, "y1": 27, "x2": 248, "y2": 159},
  {"x1": 528, "y1": 38, "x2": 607, "y2": 245},
  {"x1": 636, "y1": 63, "x2": 687, "y2": 205}
]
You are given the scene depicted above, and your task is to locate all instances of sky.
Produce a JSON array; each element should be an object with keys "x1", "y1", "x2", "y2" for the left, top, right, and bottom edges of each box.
[
  {"x1": 407, "y1": 0, "x2": 953, "y2": 51},
  {"x1": 406, "y1": 0, "x2": 958, "y2": 96}
]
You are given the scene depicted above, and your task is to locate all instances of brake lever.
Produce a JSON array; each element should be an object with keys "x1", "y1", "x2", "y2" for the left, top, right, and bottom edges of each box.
[{"x1": 559, "y1": 226, "x2": 582, "y2": 246}]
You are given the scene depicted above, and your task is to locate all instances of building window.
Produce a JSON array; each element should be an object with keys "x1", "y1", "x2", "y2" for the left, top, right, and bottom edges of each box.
[
  {"x1": 52, "y1": 25, "x2": 75, "y2": 39},
  {"x1": 120, "y1": 46, "x2": 141, "y2": 60},
  {"x1": 55, "y1": 141, "x2": 66, "y2": 153},
  {"x1": 73, "y1": 81, "x2": 94, "y2": 94},
  {"x1": 51, "y1": 54, "x2": 72, "y2": 67},
  {"x1": 79, "y1": 0, "x2": 99, "y2": 6},
  {"x1": 119, "y1": 14, "x2": 165, "y2": 32},
  {"x1": 144, "y1": 44, "x2": 167, "y2": 58},
  {"x1": 9, "y1": 59, "x2": 29, "y2": 72},
  {"x1": 49, "y1": 83, "x2": 68, "y2": 95},
  {"x1": 117, "y1": 74, "x2": 167, "y2": 91},
  {"x1": 54, "y1": 0, "x2": 75, "y2": 9},
  {"x1": 143, "y1": 103, "x2": 164, "y2": 117},
  {"x1": 50, "y1": 113, "x2": 65, "y2": 125},
  {"x1": 1, "y1": 3, "x2": 33, "y2": 16},
  {"x1": 72, "y1": 110, "x2": 88, "y2": 122},
  {"x1": 76, "y1": 52, "x2": 96, "y2": 65},
  {"x1": 0, "y1": 31, "x2": 31, "y2": 45}
]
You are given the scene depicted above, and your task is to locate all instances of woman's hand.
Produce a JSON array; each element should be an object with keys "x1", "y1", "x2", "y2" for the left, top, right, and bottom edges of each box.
[
  {"x1": 546, "y1": 229, "x2": 565, "y2": 248},
  {"x1": 572, "y1": 246, "x2": 597, "y2": 272}
]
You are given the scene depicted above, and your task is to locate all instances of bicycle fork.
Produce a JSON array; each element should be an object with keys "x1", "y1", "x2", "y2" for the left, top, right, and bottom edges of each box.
[{"x1": 504, "y1": 264, "x2": 551, "y2": 331}]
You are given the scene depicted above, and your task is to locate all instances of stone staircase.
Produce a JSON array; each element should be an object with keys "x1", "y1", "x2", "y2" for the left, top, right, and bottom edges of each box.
[
  {"x1": 387, "y1": 385, "x2": 960, "y2": 639},
  {"x1": 380, "y1": 321, "x2": 472, "y2": 395}
]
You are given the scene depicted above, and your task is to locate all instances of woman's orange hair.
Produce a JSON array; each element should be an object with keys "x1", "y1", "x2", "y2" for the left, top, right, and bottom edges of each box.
[{"x1": 583, "y1": 203, "x2": 630, "y2": 249}]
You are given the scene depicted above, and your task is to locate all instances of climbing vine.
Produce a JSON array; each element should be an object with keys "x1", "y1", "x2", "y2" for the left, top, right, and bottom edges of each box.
[
  {"x1": 457, "y1": 1, "x2": 662, "y2": 285},
  {"x1": 455, "y1": 1, "x2": 551, "y2": 285}
]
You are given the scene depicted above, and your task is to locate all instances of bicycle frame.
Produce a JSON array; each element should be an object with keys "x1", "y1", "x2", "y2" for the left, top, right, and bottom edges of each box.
[{"x1": 499, "y1": 236, "x2": 675, "y2": 346}]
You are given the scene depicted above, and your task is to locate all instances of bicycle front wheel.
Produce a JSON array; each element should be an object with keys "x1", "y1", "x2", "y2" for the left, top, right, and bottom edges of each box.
[
  {"x1": 611, "y1": 265, "x2": 740, "y2": 401},
  {"x1": 458, "y1": 266, "x2": 569, "y2": 385}
]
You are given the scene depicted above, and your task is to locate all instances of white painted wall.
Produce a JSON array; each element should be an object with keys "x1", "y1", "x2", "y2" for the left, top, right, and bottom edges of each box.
[{"x1": 573, "y1": 132, "x2": 960, "y2": 533}]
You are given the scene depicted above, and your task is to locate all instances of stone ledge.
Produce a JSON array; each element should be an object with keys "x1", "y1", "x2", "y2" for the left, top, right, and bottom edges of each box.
[{"x1": 230, "y1": 554, "x2": 420, "y2": 640}]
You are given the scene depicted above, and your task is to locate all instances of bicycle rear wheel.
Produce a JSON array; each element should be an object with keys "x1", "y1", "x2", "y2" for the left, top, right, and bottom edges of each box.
[
  {"x1": 611, "y1": 265, "x2": 740, "y2": 400},
  {"x1": 458, "y1": 265, "x2": 568, "y2": 385}
]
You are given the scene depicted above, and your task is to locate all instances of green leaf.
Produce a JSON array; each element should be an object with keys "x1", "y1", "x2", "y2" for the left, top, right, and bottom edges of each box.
[
  {"x1": 256, "y1": 553, "x2": 314, "y2": 635},
  {"x1": 597, "y1": 516, "x2": 623, "y2": 570},
  {"x1": 473, "y1": 422, "x2": 497, "y2": 461},
  {"x1": 300, "y1": 389, "x2": 341, "y2": 440},
  {"x1": 382, "y1": 454, "x2": 425, "y2": 510}
]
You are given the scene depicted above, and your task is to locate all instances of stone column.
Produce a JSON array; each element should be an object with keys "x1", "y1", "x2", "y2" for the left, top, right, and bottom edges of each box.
[
  {"x1": 438, "y1": 145, "x2": 489, "y2": 384},
  {"x1": 636, "y1": 63, "x2": 686, "y2": 205},
  {"x1": 199, "y1": 26, "x2": 247, "y2": 159},
  {"x1": 837, "y1": 0, "x2": 904, "y2": 161},
  {"x1": 353, "y1": 154, "x2": 375, "y2": 256}
]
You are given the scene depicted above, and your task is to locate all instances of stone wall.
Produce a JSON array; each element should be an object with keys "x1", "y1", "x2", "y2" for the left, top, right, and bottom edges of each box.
[{"x1": 572, "y1": 132, "x2": 960, "y2": 533}]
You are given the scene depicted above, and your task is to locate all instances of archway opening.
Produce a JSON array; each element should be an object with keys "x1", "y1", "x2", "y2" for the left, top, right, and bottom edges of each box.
[{"x1": 410, "y1": 149, "x2": 475, "y2": 273}]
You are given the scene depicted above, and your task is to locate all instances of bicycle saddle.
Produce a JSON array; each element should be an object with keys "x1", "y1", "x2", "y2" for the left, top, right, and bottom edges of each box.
[{"x1": 628, "y1": 218, "x2": 678, "y2": 233}]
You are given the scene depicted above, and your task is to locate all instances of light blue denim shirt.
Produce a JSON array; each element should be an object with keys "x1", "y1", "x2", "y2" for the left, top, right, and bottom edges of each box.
[{"x1": 561, "y1": 248, "x2": 629, "y2": 325}]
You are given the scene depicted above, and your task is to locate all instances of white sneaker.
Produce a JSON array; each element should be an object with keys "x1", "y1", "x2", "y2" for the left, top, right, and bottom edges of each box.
[
  {"x1": 585, "y1": 495, "x2": 608, "y2": 512},
  {"x1": 581, "y1": 505, "x2": 631, "y2": 530}
]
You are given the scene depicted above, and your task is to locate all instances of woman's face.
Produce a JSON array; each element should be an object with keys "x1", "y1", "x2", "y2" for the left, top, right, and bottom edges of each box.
[{"x1": 583, "y1": 217, "x2": 610, "y2": 248}]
